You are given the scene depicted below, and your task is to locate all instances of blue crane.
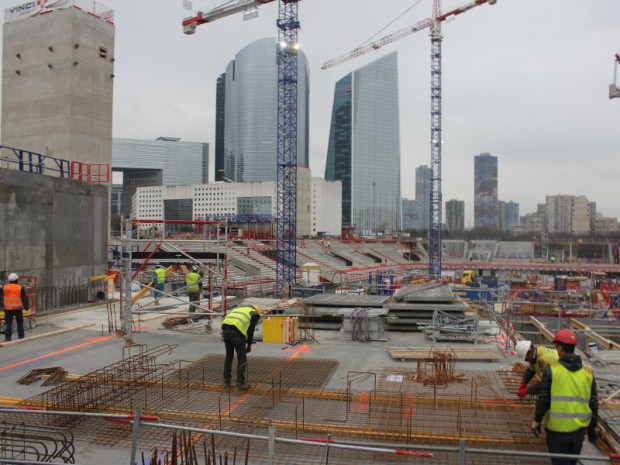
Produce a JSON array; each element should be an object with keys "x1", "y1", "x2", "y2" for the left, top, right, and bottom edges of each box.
[{"x1": 184, "y1": 0, "x2": 300, "y2": 297}]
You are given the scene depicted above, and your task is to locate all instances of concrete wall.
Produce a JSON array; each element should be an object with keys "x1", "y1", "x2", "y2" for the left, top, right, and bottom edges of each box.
[
  {"x1": 0, "y1": 168, "x2": 107, "y2": 286},
  {"x1": 2, "y1": 7, "x2": 114, "y2": 167}
]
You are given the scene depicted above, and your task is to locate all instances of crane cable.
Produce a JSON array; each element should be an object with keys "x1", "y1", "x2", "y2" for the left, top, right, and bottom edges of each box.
[{"x1": 360, "y1": 0, "x2": 425, "y2": 47}]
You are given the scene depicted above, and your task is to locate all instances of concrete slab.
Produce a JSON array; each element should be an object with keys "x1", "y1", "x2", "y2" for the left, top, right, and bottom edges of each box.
[{"x1": 0, "y1": 297, "x2": 606, "y2": 464}]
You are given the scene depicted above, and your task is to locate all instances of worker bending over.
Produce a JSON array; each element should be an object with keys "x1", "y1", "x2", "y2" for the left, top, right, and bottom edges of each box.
[
  {"x1": 516, "y1": 340, "x2": 558, "y2": 397},
  {"x1": 532, "y1": 329, "x2": 598, "y2": 465},
  {"x1": 221, "y1": 304, "x2": 261, "y2": 390},
  {"x1": 1, "y1": 273, "x2": 30, "y2": 341}
]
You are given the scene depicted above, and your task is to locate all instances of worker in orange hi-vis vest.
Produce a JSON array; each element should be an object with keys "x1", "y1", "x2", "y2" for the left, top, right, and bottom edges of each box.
[{"x1": 1, "y1": 273, "x2": 30, "y2": 341}]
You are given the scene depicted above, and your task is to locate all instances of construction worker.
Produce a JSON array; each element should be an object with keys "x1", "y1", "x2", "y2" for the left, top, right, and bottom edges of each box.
[
  {"x1": 515, "y1": 340, "x2": 559, "y2": 397},
  {"x1": 185, "y1": 266, "x2": 203, "y2": 313},
  {"x1": 221, "y1": 304, "x2": 261, "y2": 390},
  {"x1": 0, "y1": 273, "x2": 29, "y2": 341},
  {"x1": 532, "y1": 329, "x2": 598, "y2": 465},
  {"x1": 151, "y1": 265, "x2": 166, "y2": 306}
]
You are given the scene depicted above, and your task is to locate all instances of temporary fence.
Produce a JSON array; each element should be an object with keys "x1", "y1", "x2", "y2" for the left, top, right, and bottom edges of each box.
[{"x1": 1, "y1": 408, "x2": 619, "y2": 465}]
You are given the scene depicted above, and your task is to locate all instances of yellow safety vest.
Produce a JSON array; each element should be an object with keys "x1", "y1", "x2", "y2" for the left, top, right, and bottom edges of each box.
[
  {"x1": 532, "y1": 346, "x2": 559, "y2": 376},
  {"x1": 155, "y1": 268, "x2": 166, "y2": 283},
  {"x1": 544, "y1": 362, "x2": 593, "y2": 432},
  {"x1": 185, "y1": 272, "x2": 201, "y2": 292},
  {"x1": 222, "y1": 307, "x2": 254, "y2": 339}
]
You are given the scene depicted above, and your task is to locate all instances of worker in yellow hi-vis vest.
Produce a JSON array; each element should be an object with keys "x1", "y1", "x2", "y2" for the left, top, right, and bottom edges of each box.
[
  {"x1": 532, "y1": 329, "x2": 598, "y2": 465},
  {"x1": 221, "y1": 305, "x2": 260, "y2": 390},
  {"x1": 185, "y1": 266, "x2": 203, "y2": 313},
  {"x1": 151, "y1": 265, "x2": 166, "y2": 306}
]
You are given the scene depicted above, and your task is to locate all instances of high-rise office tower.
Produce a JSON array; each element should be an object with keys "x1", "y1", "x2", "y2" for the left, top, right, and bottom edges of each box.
[
  {"x1": 215, "y1": 73, "x2": 226, "y2": 181},
  {"x1": 415, "y1": 165, "x2": 432, "y2": 231},
  {"x1": 401, "y1": 198, "x2": 417, "y2": 231},
  {"x1": 325, "y1": 52, "x2": 401, "y2": 234},
  {"x1": 474, "y1": 152, "x2": 498, "y2": 230},
  {"x1": 445, "y1": 199, "x2": 465, "y2": 234},
  {"x1": 504, "y1": 200, "x2": 519, "y2": 231},
  {"x1": 218, "y1": 37, "x2": 309, "y2": 182},
  {"x1": 2, "y1": 2, "x2": 114, "y2": 168},
  {"x1": 112, "y1": 137, "x2": 208, "y2": 216}
]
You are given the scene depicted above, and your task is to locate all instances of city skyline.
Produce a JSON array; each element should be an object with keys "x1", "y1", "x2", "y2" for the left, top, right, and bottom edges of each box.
[{"x1": 4, "y1": 0, "x2": 616, "y2": 226}]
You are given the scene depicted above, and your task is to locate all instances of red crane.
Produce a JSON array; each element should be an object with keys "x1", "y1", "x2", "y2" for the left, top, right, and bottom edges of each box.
[
  {"x1": 322, "y1": 0, "x2": 499, "y2": 280},
  {"x1": 183, "y1": 0, "x2": 276, "y2": 34}
]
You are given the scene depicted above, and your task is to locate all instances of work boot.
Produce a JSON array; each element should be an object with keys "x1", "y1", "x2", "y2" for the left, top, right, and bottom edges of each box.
[
  {"x1": 223, "y1": 381, "x2": 231, "y2": 388},
  {"x1": 236, "y1": 383, "x2": 251, "y2": 391}
]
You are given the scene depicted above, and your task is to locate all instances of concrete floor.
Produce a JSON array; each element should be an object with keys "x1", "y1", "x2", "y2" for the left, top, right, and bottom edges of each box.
[{"x1": 0, "y1": 296, "x2": 604, "y2": 464}]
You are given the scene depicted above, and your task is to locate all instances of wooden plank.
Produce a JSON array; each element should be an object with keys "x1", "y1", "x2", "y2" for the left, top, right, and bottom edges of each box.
[
  {"x1": 387, "y1": 347, "x2": 501, "y2": 362},
  {"x1": 569, "y1": 318, "x2": 620, "y2": 351},
  {"x1": 530, "y1": 317, "x2": 555, "y2": 341}
]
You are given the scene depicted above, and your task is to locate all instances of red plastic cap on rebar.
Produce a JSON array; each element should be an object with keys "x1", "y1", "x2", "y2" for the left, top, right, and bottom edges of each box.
[{"x1": 552, "y1": 329, "x2": 578, "y2": 345}]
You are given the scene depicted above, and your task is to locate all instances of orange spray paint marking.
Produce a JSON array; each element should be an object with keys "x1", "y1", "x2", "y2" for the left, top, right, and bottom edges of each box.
[
  {"x1": 406, "y1": 394, "x2": 414, "y2": 418},
  {"x1": 357, "y1": 390, "x2": 369, "y2": 411},
  {"x1": 0, "y1": 335, "x2": 114, "y2": 372},
  {"x1": 282, "y1": 343, "x2": 310, "y2": 354}
]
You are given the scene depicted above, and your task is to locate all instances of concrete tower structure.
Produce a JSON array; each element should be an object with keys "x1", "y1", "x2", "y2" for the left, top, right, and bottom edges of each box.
[
  {"x1": 219, "y1": 37, "x2": 309, "y2": 182},
  {"x1": 2, "y1": 1, "x2": 114, "y2": 168},
  {"x1": 474, "y1": 152, "x2": 498, "y2": 230},
  {"x1": 325, "y1": 52, "x2": 401, "y2": 234}
]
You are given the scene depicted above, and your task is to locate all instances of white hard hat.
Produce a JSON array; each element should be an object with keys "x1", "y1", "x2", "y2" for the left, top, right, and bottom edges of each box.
[
  {"x1": 515, "y1": 340, "x2": 532, "y2": 360},
  {"x1": 8, "y1": 273, "x2": 19, "y2": 282}
]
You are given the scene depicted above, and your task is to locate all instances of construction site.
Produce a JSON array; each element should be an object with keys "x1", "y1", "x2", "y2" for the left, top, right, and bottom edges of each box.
[{"x1": 1, "y1": 0, "x2": 620, "y2": 464}]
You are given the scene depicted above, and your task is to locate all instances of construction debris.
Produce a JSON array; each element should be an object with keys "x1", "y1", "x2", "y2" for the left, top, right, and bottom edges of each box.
[{"x1": 16, "y1": 367, "x2": 68, "y2": 386}]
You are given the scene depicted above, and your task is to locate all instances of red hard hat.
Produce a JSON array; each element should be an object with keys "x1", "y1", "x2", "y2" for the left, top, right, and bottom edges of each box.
[{"x1": 552, "y1": 329, "x2": 578, "y2": 345}]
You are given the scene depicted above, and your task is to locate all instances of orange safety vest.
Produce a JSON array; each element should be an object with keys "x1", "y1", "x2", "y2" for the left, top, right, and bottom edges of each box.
[{"x1": 3, "y1": 283, "x2": 23, "y2": 310}]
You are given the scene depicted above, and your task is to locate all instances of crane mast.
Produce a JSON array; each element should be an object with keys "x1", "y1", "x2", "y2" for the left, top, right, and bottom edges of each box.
[
  {"x1": 428, "y1": 4, "x2": 443, "y2": 280},
  {"x1": 275, "y1": 1, "x2": 300, "y2": 297},
  {"x1": 184, "y1": 0, "x2": 300, "y2": 297},
  {"x1": 321, "y1": 0, "x2": 497, "y2": 281}
]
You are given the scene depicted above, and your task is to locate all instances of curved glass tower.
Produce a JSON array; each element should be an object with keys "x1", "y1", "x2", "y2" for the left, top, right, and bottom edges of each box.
[
  {"x1": 325, "y1": 52, "x2": 401, "y2": 235},
  {"x1": 220, "y1": 37, "x2": 309, "y2": 182}
]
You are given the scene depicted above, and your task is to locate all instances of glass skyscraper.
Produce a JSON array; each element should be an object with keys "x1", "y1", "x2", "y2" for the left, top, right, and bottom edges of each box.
[
  {"x1": 415, "y1": 165, "x2": 432, "y2": 231},
  {"x1": 218, "y1": 37, "x2": 309, "y2": 182},
  {"x1": 474, "y1": 152, "x2": 498, "y2": 230},
  {"x1": 325, "y1": 52, "x2": 401, "y2": 234},
  {"x1": 445, "y1": 199, "x2": 465, "y2": 234},
  {"x1": 112, "y1": 137, "x2": 208, "y2": 215}
]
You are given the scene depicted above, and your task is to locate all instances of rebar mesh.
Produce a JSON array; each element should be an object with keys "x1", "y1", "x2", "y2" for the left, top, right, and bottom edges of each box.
[{"x1": 3, "y1": 346, "x2": 562, "y2": 464}]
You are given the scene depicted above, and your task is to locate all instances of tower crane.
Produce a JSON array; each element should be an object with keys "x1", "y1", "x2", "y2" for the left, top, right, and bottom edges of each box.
[
  {"x1": 610, "y1": 54, "x2": 620, "y2": 99},
  {"x1": 322, "y1": 0, "x2": 498, "y2": 281},
  {"x1": 183, "y1": 0, "x2": 301, "y2": 298}
]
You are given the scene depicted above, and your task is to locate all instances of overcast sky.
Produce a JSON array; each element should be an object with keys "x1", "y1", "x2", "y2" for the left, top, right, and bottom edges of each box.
[{"x1": 6, "y1": 0, "x2": 619, "y2": 226}]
